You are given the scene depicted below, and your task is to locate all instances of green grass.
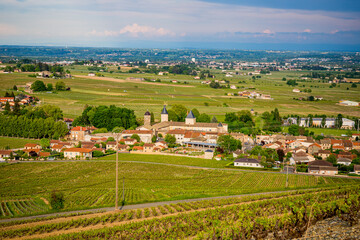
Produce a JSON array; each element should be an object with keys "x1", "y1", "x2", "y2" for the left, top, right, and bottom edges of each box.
[
  {"x1": 0, "y1": 69, "x2": 359, "y2": 120},
  {"x1": 1, "y1": 160, "x2": 359, "y2": 218},
  {"x1": 282, "y1": 126, "x2": 358, "y2": 137},
  {"x1": 0, "y1": 136, "x2": 40, "y2": 149}
]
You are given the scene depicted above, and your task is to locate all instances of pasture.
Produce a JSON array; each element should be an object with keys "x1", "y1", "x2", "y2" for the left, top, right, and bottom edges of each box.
[
  {"x1": 1, "y1": 160, "x2": 359, "y2": 218},
  {"x1": 0, "y1": 137, "x2": 40, "y2": 150}
]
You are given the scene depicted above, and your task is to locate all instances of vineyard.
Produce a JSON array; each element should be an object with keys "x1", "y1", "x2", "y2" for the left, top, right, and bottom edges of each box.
[
  {"x1": 0, "y1": 187, "x2": 359, "y2": 239},
  {"x1": 1, "y1": 161, "x2": 360, "y2": 219}
]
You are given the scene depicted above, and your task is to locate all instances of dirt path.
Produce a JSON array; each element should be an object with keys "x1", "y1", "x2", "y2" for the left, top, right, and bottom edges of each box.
[
  {"x1": 5, "y1": 194, "x2": 296, "y2": 240},
  {"x1": 40, "y1": 198, "x2": 49, "y2": 205},
  {"x1": 74, "y1": 75, "x2": 195, "y2": 88}
]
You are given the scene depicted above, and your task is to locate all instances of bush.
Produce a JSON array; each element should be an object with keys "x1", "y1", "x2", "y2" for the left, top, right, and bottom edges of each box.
[{"x1": 50, "y1": 191, "x2": 65, "y2": 210}]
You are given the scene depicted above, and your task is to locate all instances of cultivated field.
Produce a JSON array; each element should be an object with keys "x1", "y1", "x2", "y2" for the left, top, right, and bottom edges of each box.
[
  {"x1": 0, "y1": 68, "x2": 359, "y2": 121},
  {"x1": 0, "y1": 187, "x2": 358, "y2": 239},
  {"x1": 0, "y1": 137, "x2": 40, "y2": 150},
  {"x1": 1, "y1": 160, "x2": 359, "y2": 219}
]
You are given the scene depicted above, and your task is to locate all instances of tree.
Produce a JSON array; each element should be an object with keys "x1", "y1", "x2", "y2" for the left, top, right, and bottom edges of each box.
[
  {"x1": 321, "y1": 116, "x2": 326, "y2": 128},
  {"x1": 351, "y1": 83, "x2": 357, "y2": 88},
  {"x1": 308, "y1": 115, "x2": 313, "y2": 127},
  {"x1": 288, "y1": 124, "x2": 300, "y2": 136},
  {"x1": 47, "y1": 83, "x2": 53, "y2": 91},
  {"x1": 170, "y1": 104, "x2": 188, "y2": 121},
  {"x1": 40, "y1": 138, "x2": 50, "y2": 149},
  {"x1": 131, "y1": 134, "x2": 141, "y2": 142},
  {"x1": 277, "y1": 149, "x2": 285, "y2": 162},
  {"x1": 50, "y1": 191, "x2": 65, "y2": 210},
  {"x1": 4, "y1": 101, "x2": 11, "y2": 113},
  {"x1": 197, "y1": 113, "x2": 211, "y2": 123},
  {"x1": 211, "y1": 116, "x2": 218, "y2": 123},
  {"x1": 164, "y1": 134, "x2": 176, "y2": 144},
  {"x1": 210, "y1": 81, "x2": 221, "y2": 89},
  {"x1": 326, "y1": 154, "x2": 337, "y2": 166},
  {"x1": 31, "y1": 80, "x2": 47, "y2": 91},
  {"x1": 150, "y1": 112, "x2": 155, "y2": 124},
  {"x1": 13, "y1": 100, "x2": 21, "y2": 116},
  {"x1": 335, "y1": 114, "x2": 343, "y2": 129},
  {"x1": 217, "y1": 135, "x2": 242, "y2": 153},
  {"x1": 191, "y1": 108, "x2": 200, "y2": 118},
  {"x1": 55, "y1": 81, "x2": 66, "y2": 91},
  {"x1": 151, "y1": 135, "x2": 157, "y2": 143}
]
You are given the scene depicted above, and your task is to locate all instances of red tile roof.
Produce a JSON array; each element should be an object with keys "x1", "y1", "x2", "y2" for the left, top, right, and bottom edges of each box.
[{"x1": 63, "y1": 148, "x2": 93, "y2": 153}]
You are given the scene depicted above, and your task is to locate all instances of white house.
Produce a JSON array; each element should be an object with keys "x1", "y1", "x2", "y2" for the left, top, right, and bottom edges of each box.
[
  {"x1": 234, "y1": 158, "x2": 263, "y2": 168},
  {"x1": 63, "y1": 148, "x2": 93, "y2": 159}
]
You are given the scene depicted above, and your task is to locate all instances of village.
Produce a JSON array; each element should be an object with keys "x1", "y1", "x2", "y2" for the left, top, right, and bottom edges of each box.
[{"x1": 0, "y1": 106, "x2": 359, "y2": 177}]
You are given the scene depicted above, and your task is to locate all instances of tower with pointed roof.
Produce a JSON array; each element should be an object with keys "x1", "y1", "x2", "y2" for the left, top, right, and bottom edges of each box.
[
  {"x1": 185, "y1": 110, "x2": 196, "y2": 125},
  {"x1": 161, "y1": 105, "x2": 168, "y2": 122},
  {"x1": 144, "y1": 110, "x2": 151, "y2": 126}
]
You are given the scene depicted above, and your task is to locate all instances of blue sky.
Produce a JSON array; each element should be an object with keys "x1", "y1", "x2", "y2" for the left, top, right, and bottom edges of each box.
[{"x1": 0, "y1": 0, "x2": 359, "y2": 50}]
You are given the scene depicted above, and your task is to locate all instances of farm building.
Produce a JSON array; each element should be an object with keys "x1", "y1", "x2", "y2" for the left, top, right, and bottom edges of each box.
[{"x1": 234, "y1": 158, "x2": 263, "y2": 168}]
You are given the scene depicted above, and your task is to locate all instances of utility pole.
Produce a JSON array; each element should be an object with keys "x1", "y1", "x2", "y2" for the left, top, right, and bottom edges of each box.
[
  {"x1": 115, "y1": 136, "x2": 119, "y2": 210},
  {"x1": 286, "y1": 162, "x2": 289, "y2": 188},
  {"x1": 123, "y1": 177, "x2": 125, "y2": 204}
]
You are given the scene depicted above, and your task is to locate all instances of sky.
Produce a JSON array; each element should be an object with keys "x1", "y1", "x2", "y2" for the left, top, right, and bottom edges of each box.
[{"x1": 0, "y1": 0, "x2": 360, "y2": 50}]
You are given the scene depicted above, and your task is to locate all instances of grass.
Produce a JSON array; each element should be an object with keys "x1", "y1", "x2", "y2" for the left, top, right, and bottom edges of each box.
[
  {"x1": 282, "y1": 126, "x2": 358, "y2": 137},
  {"x1": 0, "y1": 69, "x2": 359, "y2": 120},
  {"x1": 1, "y1": 160, "x2": 359, "y2": 218},
  {"x1": 0, "y1": 136, "x2": 40, "y2": 150}
]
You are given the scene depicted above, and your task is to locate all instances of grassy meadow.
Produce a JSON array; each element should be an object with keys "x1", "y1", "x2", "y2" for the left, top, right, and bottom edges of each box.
[
  {"x1": 0, "y1": 136, "x2": 40, "y2": 150},
  {"x1": 1, "y1": 160, "x2": 359, "y2": 218},
  {"x1": 0, "y1": 67, "x2": 359, "y2": 121}
]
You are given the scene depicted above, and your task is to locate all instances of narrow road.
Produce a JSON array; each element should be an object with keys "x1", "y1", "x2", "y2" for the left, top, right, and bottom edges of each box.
[{"x1": 0, "y1": 188, "x2": 309, "y2": 223}]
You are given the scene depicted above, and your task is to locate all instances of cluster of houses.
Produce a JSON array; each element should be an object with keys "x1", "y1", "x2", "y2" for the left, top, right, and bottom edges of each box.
[
  {"x1": 257, "y1": 134, "x2": 360, "y2": 175},
  {"x1": 0, "y1": 95, "x2": 34, "y2": 109},
  {"x1": 237, "y1": 91, "x2": 272, "y2": 100}
]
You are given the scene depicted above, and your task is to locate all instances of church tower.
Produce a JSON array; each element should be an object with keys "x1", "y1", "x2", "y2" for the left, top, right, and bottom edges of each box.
[
  {"x1": 144, "y1": 110, "x2": 151, "y2": 126},
  {"x1": 161, "y1": 105, "x2": 168, "y2": 122},
  {"x1": 185, "y1": 110, "x2": 196, "y2": 125}
]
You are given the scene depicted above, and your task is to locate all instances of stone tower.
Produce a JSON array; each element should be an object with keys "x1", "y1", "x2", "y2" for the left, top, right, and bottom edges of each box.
[
  {"x1": 144, "y1": 111, "x2": 151, "y2": 126},
  {"x1": 185, "y1": 110, "x2": 196, "y2": 125},
  {"x1": 161, "y1": 105, "x2": 168, "y2": 122}
]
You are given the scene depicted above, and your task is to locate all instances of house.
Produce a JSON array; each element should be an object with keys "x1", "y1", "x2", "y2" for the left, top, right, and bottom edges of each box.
[
  {"x1": 354, "y1": 165, "x2": 360, "y2": 174},
  {"x1": 338, "y1": 100, "x2": 359, "y2": 106},
  {"x1": 204, "y1": 149, "x2": 214, "y2": 159},
  {"x1": 50, "y1": 140, "x2": 61, "y2": 147},
  {"x1": 0, "y1": 97, "x2": 14, "y2": 104},
  {"x1": 308, "y1": 143, "x2": 322, "y2": 155},
  {"x1": 64, "y1": 118, "x2": 73, "y2": 129},
  {"x1": 351, "y1": 133, "x2": 360, "y2": 141},
  {"x1": 234, "y1": 158, "x2": 263, "y2": 168},
  {"x1": 70, "y1": 126, "x2": 93, "y2": 141},
  {"x1": 0, "y1": 150, "x2": 13, "y2": 161},
  {"x1": 24, "y1": 143, "x2": 41, "y2": 150},
  {"x1": 353, "y1": 142, "x2": 360, "y2": 150},
  {"x1": 232, "y1": 150, "x2": 242, "y2": 158},
  {"x1": 292, "y1": 89, "x2": 300, "y2": 93},
  {"x1": 343, "y1": 140, "x2": 353, "y2": 151},
  {"x1": 143, "y1": 143, "x2": 155, "y2": 152},
  {"x1": 320, "y1": 139, "x2": 331, "y2": 150},
  {"x1": 215, "y1": 154, "x2": 223, "y2": 161},
  {"x1": 317, "y1": 150, "x2": 331, "y2": 159},
  {"x1": 51, "y1": 144, "x2": 64, "y2": 152},
  {"x1": 88, "y1": 73, "x2": 96, "y2": 77},
  {"x1": 63, "y1": 148, "x2": 93, "y2": 159},
  {"x1": 81, "y1": 141, "x2": 96, "y2": 149},
  {"x1": 122, "y1": 130, "x2": 153, "y2": 143},
  {"x1": 291, "y1": 151, "x2": 315, "y2": 164},
  {"x1": 337, "y1": 157, "x2": 352, "y2": 166},
  {"x1": 132, "y1": 146, "x2": 143, "y2": 152},
  {"x1": 308, "y1": 160, "x2": 338, "y2": 175},
  {"x1": 120, "y1": 138, "x2": 137, "y2": 145},
  {"x1": 39, "y1": 152, "x2": 51, "y2": 159}
]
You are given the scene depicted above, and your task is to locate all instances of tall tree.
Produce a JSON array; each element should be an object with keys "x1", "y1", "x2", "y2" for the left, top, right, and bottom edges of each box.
[
  {"x1": 335, "y1": 114, "x2": 343, "y2": 129},
  {"x1": 211, "y1": 116, "x2": 218, "y2": 123}
]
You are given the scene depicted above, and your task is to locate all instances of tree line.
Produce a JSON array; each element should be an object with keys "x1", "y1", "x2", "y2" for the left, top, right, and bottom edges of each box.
[{"x1": 0, "y1": 115, "x2": 68, "y2": 139}]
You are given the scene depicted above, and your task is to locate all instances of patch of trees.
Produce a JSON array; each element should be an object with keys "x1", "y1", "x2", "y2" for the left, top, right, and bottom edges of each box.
[
  {"x1": 73, "y1": 105, "x2": 138, "y2": 130},
  {"x1": 165, "y1": 105, "x2": 212, "y2": 123},
  {"x1": 288, "y1": 125, "x2": 314, "y2": 136},
  {"x1": 217, "y1": 135, "x2": 242, "y2": 153},
  {"x1": 31, "y1": 80, "x2": 67, "y2": 92},
  {"x1": 261, "y1": 108, "x2": 282, "y2": 132},
  {"x1": 210, "y1": 81, "x2": 221, "y2": 89},
  {"x1": 4, "y1": 104, "x2": 63, "y2": 121},
  {"x1": 225, "y1": 110, "x2": 255, "y2": 134},
  {"x1": 0, "y1": 115, "x2": 68, "y2": 139},
  {"x1": 286, "y1": 79, "x2": 298, "y2": 86}
]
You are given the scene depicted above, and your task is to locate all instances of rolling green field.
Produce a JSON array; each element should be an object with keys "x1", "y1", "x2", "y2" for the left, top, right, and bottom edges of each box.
[
  {"x1": 282, "y1": 126, "x2": 359, "y2": 137},
  {"x1": 0, "y1": 68, "x2": 359, "y2": 121},
  {"x1": 1, "y1": 160, "x2": 359, "y2": 218},
  {"x1": 0, "y1": 136, "x2": 40, "y2": 150}
]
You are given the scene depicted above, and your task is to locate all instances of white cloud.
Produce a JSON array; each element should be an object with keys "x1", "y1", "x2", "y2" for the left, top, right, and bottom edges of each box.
[
  {"x1": 88, "y1": 24, "x2": 175, "y2": 38},
  {"x1": 0, "y1": 23, "x2": 18, "y2": 35},
  {"x1": 263, "y1": 29, "x2": 274, "y2": 34}
]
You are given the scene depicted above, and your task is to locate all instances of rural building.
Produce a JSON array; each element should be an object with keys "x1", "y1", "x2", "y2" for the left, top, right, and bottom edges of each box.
[
  {"x1": 317, "y1": 150, "x2": 331, "y2": 159},
  {"x1": 337, "y1": 157, "x2": 352, "y2": 166},
  {"x1": 204, "y1": 149, "x2": 214, "y2": 159},
  {"x1": 137, "y1": 106, "x2": 228, "y2": 136},
  {"x1": 0, "y1": 150, "x2": 13, "y2": 161},
  {"x1": 339, "y1": 100, "x2": 359, "y2": 106},
  {"x1": 70, "y1": 126, "x2": 94, "y2": 141},
  {"x1": 308, "y1": 160, "x2": 338, "y2": 175},
  {"x1": 354, "y1": 165, "x2": 360, "y2": 175},
  {"x1": 143, "y1": 143, "x2": 155, "y2": 152},
  {"x1": 122, "y1": 130, "x2": 153, "y2": 143},
  {"x1": 63, "y1": 148, "x2": 93, "y2": 159},
  {"x1": 24, "y1": 143, "x2": 41, "y2": 150},
  {"x1": 234, "y1": 158, "x2": 263, "y2": 168}
]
